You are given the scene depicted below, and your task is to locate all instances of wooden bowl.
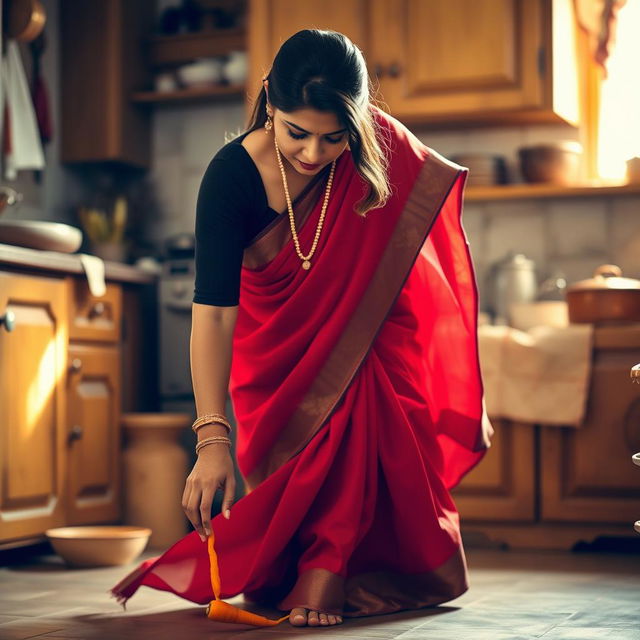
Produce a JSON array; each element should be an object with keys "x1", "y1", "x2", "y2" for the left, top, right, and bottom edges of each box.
[
  {"x1": 518, "y1": 142, "x2": 582, "y2": 185},
  {"x1": 45, "y1": 526, "x2": 151, "y2": 567}
]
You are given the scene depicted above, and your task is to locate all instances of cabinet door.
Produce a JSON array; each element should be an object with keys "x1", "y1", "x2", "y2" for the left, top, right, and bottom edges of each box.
[
  {"x1": 371, "y1": 0, "x2": 578, "y2": 126},
  {"x1": 0, "y1": 273, "x2": 68, "y2": 543},
  {"x1": 68, "y1": 280, "x2": 122, "y2": 343},
  {"x1": 66, "y1": 344, "x2": 121, "y2": 524},
  {"x1": 452, "y1": 419, "x2": 536, "y2": 522},
  {"x1": 541, "y1": 344, "x2": 640, "y2": 524},
  {"x1": 248, "y1": 0, "x2": 370, "y2": 104},
  {"x1": 60, "y1": 0, "x2": 154, "y2": 166}
]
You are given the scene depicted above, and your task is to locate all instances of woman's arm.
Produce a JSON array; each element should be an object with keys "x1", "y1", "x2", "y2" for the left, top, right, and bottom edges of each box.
[
  {"x1": 182, "y1": 302, "x2": 239, "y2": 541},
  {"x1": 190, "y1": 302, "x2": 238, "y2": 436}
]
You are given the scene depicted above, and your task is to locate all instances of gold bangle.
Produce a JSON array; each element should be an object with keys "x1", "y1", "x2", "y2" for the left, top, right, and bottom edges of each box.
[
  {"x1": 195, "y1": 436, "x2": 231, "y2": 454},
  {"x1": 192, "y1": 413, "x2": 230, "y2": 430},
  {"x1": 192, "y1": 413, "x2": 231, "y2": 434},
  {"x1": 193, "y1": 420, "x2": 231, "y2": 435}
]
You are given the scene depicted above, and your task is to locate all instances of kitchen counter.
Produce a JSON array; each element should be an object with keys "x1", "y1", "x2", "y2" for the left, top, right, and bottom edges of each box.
[{"x1": 0, "y1": 242, "x2": 156, "y2": 285}]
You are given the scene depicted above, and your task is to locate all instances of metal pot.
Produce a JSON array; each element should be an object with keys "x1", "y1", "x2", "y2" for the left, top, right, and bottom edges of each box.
[
  {"x1": 487, "y1": 252, "x2": 538, "y2": 324},
  {"x1": 566, "y1": 264, "x2": 640, "y2": 324}
]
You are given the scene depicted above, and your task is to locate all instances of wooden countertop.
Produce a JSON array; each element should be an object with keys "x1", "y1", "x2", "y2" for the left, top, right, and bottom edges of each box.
[{"x1": 0, "y1": 243, "x2": 157, "y2": 285}]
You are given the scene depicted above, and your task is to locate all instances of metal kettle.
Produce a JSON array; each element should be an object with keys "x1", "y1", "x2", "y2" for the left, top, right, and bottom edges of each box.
[{"x1": 487, "y1": 252, "x2": 538, "y2": 325}]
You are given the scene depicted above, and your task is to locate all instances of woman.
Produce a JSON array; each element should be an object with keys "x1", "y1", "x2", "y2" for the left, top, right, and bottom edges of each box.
[{"x1": 112, "y1": 29, "x2": 492, "y2": 628}]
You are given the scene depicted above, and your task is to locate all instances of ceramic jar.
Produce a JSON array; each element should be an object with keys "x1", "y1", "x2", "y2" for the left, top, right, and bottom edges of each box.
[{"x1": 122, "y1": 413, "x2": 191, "y2": 549}]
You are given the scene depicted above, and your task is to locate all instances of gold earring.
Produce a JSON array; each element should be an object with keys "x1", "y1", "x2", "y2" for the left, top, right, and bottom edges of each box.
[{"x1": 264, "y1": 108, "x2": 273, "y2": 133}]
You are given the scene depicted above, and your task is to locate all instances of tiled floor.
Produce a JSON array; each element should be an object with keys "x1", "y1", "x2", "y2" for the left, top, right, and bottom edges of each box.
[{"x1": 0, "y1": 546, "x2": 639, "y2": 639}]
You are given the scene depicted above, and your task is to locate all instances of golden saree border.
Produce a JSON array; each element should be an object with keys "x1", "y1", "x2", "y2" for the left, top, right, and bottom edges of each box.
[
  {"x1": 245, "y1": 151, "x2": 463, "y2": 489},
  {"x1": 276, "y1": 545, "x2": 468, "y2": 617}
]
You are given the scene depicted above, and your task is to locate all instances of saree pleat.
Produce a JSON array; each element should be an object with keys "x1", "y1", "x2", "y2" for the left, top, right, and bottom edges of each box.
[{"x1": 111, "y1": 107, "x2": 491, "y2": 618}]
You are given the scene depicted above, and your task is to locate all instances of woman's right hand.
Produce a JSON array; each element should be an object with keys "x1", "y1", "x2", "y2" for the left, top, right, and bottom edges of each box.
[{"x1": 182, "y1": 444, "x2": 236, "y2": 542}]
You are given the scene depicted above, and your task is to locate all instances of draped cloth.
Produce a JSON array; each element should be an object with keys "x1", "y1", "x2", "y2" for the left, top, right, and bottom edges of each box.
[{"x1": 111, "y1": 106, "x2": 492, "y2": 618}]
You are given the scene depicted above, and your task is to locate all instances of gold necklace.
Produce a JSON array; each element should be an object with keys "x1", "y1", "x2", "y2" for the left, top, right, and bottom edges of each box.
[{"x1": 274, "y1": 135, "x2": 336, "y2": 270}]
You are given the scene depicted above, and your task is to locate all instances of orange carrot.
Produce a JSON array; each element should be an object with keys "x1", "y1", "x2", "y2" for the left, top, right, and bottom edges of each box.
[{"x1": 205, "y1": 530, "x2": 289, "y2": 626}]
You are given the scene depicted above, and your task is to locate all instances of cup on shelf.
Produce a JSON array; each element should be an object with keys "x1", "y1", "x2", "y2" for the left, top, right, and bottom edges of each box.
[{"x1": 154, "y1": 72, "x2": 178, "y2": 93}]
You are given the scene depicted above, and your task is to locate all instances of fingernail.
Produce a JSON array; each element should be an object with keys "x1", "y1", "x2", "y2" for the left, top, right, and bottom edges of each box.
[
  {"x1": 199, "y1": 534, "x2": 206, "y2": 542},
  {"x1": 224, "y1": 509, "x2": 231, "y2": 519}
]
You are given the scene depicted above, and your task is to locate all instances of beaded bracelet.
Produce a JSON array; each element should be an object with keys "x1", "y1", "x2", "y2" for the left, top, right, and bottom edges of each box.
[{"x1": 195, "y1": 436, "x2": 232, "y2": 455}]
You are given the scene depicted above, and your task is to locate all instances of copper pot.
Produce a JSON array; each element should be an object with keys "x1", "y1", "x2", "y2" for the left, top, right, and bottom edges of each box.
[
  {"x1": 566, "y1": 265, "x2": 640, "y2": 324},
  {"x1": 6, "y1": 0, "x2": 46, "y2": 43}
]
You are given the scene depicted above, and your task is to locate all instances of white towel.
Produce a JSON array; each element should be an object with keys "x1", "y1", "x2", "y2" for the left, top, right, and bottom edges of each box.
[
  {"x1": 78, "y1": 253, "x2": 106, "y2": 298},
  {"x1": 2, "y1": 41, "x2": 45, "y2": 179},
  {"x1": 478, "y1": 324, "x2": 593, "y2": 426}
]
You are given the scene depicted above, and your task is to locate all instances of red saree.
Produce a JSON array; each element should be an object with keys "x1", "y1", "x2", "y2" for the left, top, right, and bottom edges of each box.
[{"x1": 111, "y1": 106, "x2": 492, "y2": 618}]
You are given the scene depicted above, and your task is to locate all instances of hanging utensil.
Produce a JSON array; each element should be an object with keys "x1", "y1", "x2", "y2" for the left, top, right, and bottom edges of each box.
[{"x1": 6, "y1": 0, "x2": 46, "y2": 43}]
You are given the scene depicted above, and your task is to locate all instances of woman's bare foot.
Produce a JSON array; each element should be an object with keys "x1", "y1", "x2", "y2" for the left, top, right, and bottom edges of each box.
[{"x1": 290, "y1": 607, "x2": 343, "y2": 626}]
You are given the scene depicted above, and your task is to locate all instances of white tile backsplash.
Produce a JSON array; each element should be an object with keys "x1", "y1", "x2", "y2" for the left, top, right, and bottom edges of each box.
[
  {"x1": 150, "y1": 100, "x2": 246, "y2": 241},
  {"x1": 610, "y1": 197, "x2": 640, "y2": 278},
  {"x1": 484, "y1": 201, "x2": 548, "y2": 266},
  {"x1": 181, "y1": 103, "x2": 245, "y2": 171},
  {"x1": 547, "y1": 199, "x2": 608, "y2": 258}
]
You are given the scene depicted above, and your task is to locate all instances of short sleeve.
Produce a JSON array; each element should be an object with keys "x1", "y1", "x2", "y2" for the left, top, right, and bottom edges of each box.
[{"x1": 193, "y1": 155, "x2": 248, "y2": 306}]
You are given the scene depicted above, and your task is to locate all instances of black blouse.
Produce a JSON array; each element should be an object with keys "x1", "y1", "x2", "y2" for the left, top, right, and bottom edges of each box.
[{"x1": 192, "y1": 132, "x2": 282, "y2": 307}]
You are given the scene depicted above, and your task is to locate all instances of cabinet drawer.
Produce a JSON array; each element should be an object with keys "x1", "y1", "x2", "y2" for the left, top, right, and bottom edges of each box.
[{"x1": 69, "y1": 279, "x2": 122, "y2": 343}]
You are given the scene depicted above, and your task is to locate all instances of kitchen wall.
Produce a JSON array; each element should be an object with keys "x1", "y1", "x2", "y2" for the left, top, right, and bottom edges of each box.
[{"x1": 151, "y1": 98, "x2": 640, "y2": 308}]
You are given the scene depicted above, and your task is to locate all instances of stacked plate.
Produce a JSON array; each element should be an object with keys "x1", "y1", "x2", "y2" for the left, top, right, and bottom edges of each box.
[{"x1": 451, "y1": 153, "x2": 508, "y2": 186}]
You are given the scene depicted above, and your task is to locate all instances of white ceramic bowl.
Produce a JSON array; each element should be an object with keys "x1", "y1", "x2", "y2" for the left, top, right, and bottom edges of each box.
[
  {"x1": 45, "y1": 525, "x2": 151, "y2": 567},
  {"x1": 0, "y1": 220, "x2": 83, "y2": 253},
  {"x1": 176, "y1": 59, "x2": 223, "y2": 87}
]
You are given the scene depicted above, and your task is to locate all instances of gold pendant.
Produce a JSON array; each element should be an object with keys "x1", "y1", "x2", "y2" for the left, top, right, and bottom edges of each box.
[{"x1": 302, "y1": 260, "x2": 311, "y2": 270}]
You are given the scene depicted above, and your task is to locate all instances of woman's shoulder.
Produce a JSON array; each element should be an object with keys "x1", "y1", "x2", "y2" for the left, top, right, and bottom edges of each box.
[{"x1": 201, "y1": 132, "x2": 258, "y2": 193}]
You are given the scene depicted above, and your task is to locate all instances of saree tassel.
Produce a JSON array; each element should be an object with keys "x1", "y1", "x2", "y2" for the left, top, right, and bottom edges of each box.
[{"x1": 205, "y1": 532, "x2": 290, "y2": 626}]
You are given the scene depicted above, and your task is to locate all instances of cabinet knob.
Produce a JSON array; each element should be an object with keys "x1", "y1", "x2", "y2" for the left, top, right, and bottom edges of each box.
[
  {"x1": 374, "y1": 63, "x2": 385, "y2": 78},
  {"x1": 69, "y1": 358, "x2": 83, "y2": 373},
  {"x1": 68, "y1": 425, "x2": 84, "y2": 443},
  {"x1": 0, "y1": 310, "x2": 16, "y2": 332},
  {"x1": 90, "y1": 302, "x2": 106, "y2": 318}
]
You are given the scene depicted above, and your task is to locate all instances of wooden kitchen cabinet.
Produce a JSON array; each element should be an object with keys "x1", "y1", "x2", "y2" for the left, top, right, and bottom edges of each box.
[
  {"x1": 248, "y1": 0, "x2": 580, "y2": 127},
  {"x1": 60, "y1": 0, "x2": 155, "y2": 166},
  {"x1": 454, "y1": 325, "x2": 640, "y2": 550},
  {"x1": 66, "y1": 344, "x2": 121, "y2": 525},
  {"x1": 453, "y1": 419, "x2": 536, "y2": 522},
  {"x1": 0, "y1": 262, "x2": 145, "y2": 547},
  {"x1": 0, "y1": 272, "x2": 68, "y2": 543},
  {"x1": 541, "y1": 326, "x2": 640, "y2": 525},
  {"x1": 248, "y1": 0, "x2": 368, "y2": 102},
  {"x1": 68, "y1": 280, "x2": 122, "y2": 343}
]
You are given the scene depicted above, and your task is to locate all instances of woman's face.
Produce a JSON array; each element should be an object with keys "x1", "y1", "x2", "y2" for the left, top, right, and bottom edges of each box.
[{"x1": 271, "y1": 107, "x2": 349, "y2": 175}]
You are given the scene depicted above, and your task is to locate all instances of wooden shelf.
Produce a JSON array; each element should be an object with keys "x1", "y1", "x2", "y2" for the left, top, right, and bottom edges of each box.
[
  {"x1": 147, "y1": 28, "x2": 245, "y2": 66},
  {"x1": 132, "y1": 84, "x2": 246, "y2": 105},
  {"x1": 465, "y1": 182, "x2": 640, "y2": 202}
]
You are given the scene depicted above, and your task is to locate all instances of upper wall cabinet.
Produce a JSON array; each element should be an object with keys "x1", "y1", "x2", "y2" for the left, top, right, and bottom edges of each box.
[
  {"x1": 248, "y1": 0, "x2": 369, "y2": 104},
  {"x1": 249, "y1": 0, "x2": 580, "y2": 128},
  {"x1": 60, "y1": 0, "x2": 155, "y2": 167}
]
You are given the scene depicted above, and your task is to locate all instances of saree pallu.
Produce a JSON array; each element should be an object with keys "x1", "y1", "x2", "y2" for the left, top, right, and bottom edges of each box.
[{"x1": 111, "y1": 106, "x2": 492, "y2": 617}]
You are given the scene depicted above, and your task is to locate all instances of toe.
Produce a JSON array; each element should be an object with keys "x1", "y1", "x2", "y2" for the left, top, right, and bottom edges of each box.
[
  {"x1": 308, "y1": 610, "x2": 320, "y2": 626},
  {"x1": 319, "y1": 613, "x2": 329, "y2": 625},
  {"x1": 289, "y1": 607, "x2": 308, "y2": 626},
  {"x1": 327, "y1": 614, "x2": 336, "y2": 625}
]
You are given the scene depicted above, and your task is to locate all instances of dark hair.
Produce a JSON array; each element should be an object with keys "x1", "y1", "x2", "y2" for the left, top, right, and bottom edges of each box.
[{"x1": 246, "y1": 29, "x2": 390, "y2": 216}]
